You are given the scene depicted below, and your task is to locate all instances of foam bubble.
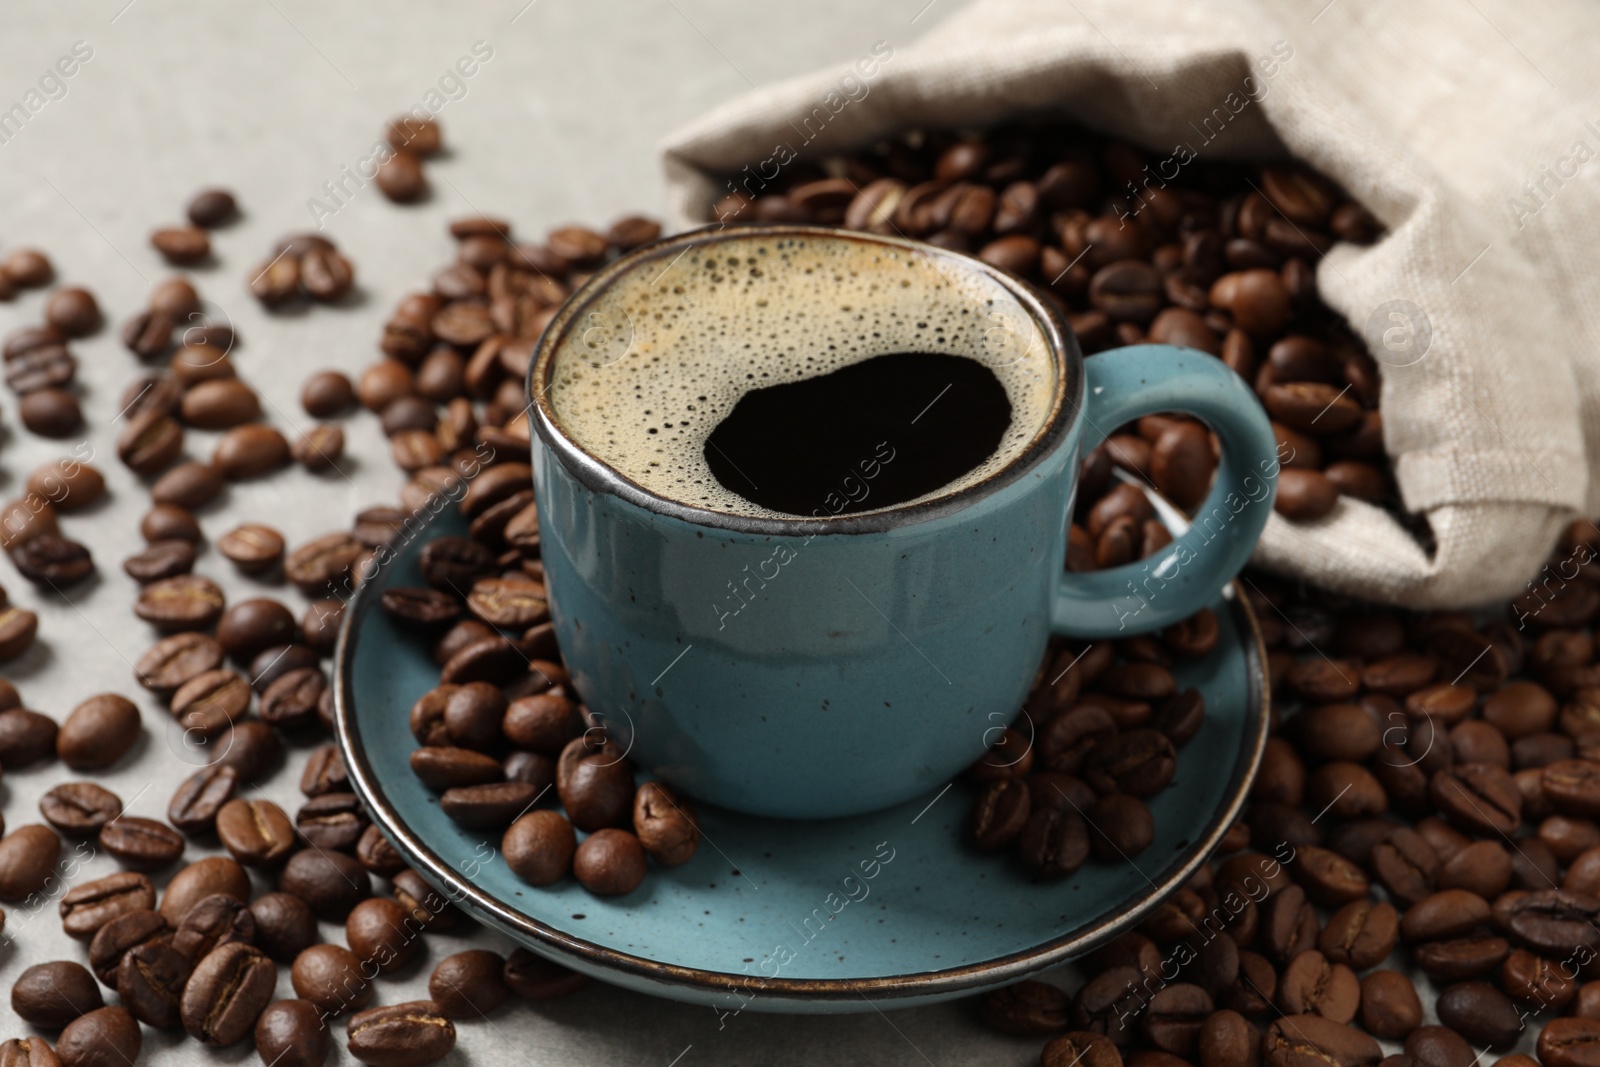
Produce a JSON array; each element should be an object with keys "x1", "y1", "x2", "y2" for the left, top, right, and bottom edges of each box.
[{"x1": 546, "y1": 233, "x2": 1057, "y2": 519}]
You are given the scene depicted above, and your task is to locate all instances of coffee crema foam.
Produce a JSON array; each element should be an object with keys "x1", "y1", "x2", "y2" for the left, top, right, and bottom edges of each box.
[{"x1": 546, "y1": 234, "x2": 1057, "y2": 519}]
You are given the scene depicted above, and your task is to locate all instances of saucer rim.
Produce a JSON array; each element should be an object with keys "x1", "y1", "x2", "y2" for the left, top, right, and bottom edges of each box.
[{"x1": 334, "y1": 513, "x2": 1272, "y2": 1004}]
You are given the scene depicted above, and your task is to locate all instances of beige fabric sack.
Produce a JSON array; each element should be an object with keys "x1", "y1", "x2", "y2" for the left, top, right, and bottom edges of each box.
[{"x1": 658, "y1": 0, "x2": 1598, "y2": 609}]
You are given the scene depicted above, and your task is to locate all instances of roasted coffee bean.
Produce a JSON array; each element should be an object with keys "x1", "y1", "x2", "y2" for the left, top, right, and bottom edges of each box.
[
  {"x1": 1432, "y1": 981, "x2": 1521, "y2": 1050},
  {"x1": 427, "y1": 949, "x2": 510, "y2": 1019},
  {"x1": 302, "y1": 246, "x2": 354, "y2": 301},
  {"x1": 215, "y1": 523, "x2": 284, "y2": 573},
  {"x1": 181, "y1": 942, "x2": 276, "y2": 1045},
  {"x1": 254, "y1": 667, "x2": 324, "y2": 730},
  {"x1": 118, "y1": 937, "x2": 192, "y2": 1028},
  {"x1": 1413, "y1": 936, "x2": 1512, "y2": 983},
  {"x1": 1019, "y1": 807, "x2": 1090, "y2": 878},
  {"x1": 391, "y1": 867, "x2": 461, "y2": 932},
  {"x1": 0, "y1": 708, "x2": 59, "y2": 768},
  {"x1": 170, "y1": 669, "x2": 250, "y2": 737},
  {"x1": 135, "y1": 574, "x2": 225, "y2": 631},
  {"x1": 1260, "y1": 884, "x2": 1320, "y2": 965},
  {"x1": 1088, "y1": 793, "x2": 1156, "y2": 859},
  {"x1": 292, "y1": 943, "x2": 371, "y2": 1019},
  {"x1": 56, "y1": 694, "x2": 140, "y2": 771},
  {"x1": 250, "y1": 892, "x2": 320, "y2": 964},
  {"x1": 1262, "y1": 1014, "x2": 1379, "y2": 1067},
  {"x1": 59, "y1": 871, "x2": 155, "y2": 940},
  {"x1": 170, "y1": 893, "x2": 255, "y2": 962},
  {"x1": 0, "y1": 824, "x2": 62, "y2": 900},
  {"x1": 440, "y1": 781, "x2": 539, "y2": 829},
  {"x1": 215, "y1": 798, "x2": 295, "y2": 866},
  {"x1": 503, "y1": 810, "x2": 575, "y2": 886},
  {"x1": 41, "y1": 783, "x2": 122, "y2": 837},
  {"x1": 410, "y1": 745, "x2": 503, "y2": 790},
  {"x1": 118, "y1": 408, "x2": 184, "y2": 474},
  {"x1": 285, "y1": 532, "x2": 365, "y2": 594},
  {"x1": 99, "y1": 816, "x2": 184, "y2": 869},
  {"x1": 213, "y1": 423, "x2": 290, "y2": 479},
  {"x1": 293, "y1": 423, "x2": 346, "y2": 472},
  {"x1": 56, "y1": 1006, "x2": 142, "y2": 1067},
  {"x1": 964, "y1": 772, "x2": 1031, "y2": 851},
  {"x1": 141, "y1": 502, "x2": 202, "y2": 542},
  {"x1": 248, "y1": 643, "x2": 320, "y2": 693},
  {"x1": 0, "y1": 603, "x2": 39, "y2": 661},
  {"x1": 466, "y1": 576, "x2": 548, "y2": 628},
  {"x1": 151, "y1": 460, "x2": 226, "y2": 510},
  {"x1": 255, "y1": 999, "x2": 330, "y2": 1067},
  {"x1": 346, "y1": 897, "x2": 417, "y2": 974},
  {"x1": 1501, "y1": 947, "x2": 1578, "y2": 1009},
  {"x1": 186, "y1": 187, "x2": 237, "y2": 227},
  {"x1": 45, "y1": 285, "x2": 102, "y2": 336},
  {"x1": 88, "y1": 908, "x2": 169, "y2": 986},
  {"x1": 280, "y1": 848, "x2": 371, "y2": 920},
  {"x1": 346, "y1": 1000, "x2": 456, "y2": 1066},
  {"x1": 7, "y1": 346, "x2": 76, "y2": 394},
  {"x1": 301, "y1": 743, "x2": 348, "y2": 796},
  {"x1": 1084, "y1": 729, "x2": 1176, "y2": 797},
  {"x1": 26, "y1": 458, "x2": 103, "y2": 510},
  {"x1": 294, "y1": 792, "x2": 367, "y2": 851},
  {"x1": 633, "y1": 781, "x2": 701, "y2": 867},
  {"x1": 1286, "y1": 845, "x2": 1366, "y2": 906},
  {"x1": 297, "y1": 366, "x2": 355, "y2": 415},
  {"x1": 12, "y1": 533, "x2": 94, "y2": 586},
  {"x1": 419, "y1": 535, "x2": 496, "y2": 590},
  {"x1": 572, "y1": 828, "x2": 647, "y2": 896},
  {"x1": 123, "y1": 538, "x2": 197, "y2": 582},
  {"x1": 12, "y1": 961, "x2": 104, "y2": 1027},
  {"x1": 381, "y1": 586, "x2": 461, "y2": 628},
  {"x1": 151, "y1": 225, "x2": 211, "y2": 264},
  {"x1": 1541, "y1": 1018, "x2": 1600, "y2": 1067},
  {"x1": 159, "y1": 856, "x2": 252, "y2": 922},
  {"x1": 1370, "y1": 828, "x2": 1439, "y2": 906},
  {"x1": 376, "y1": 150, "x2": 428, "y2": 202},
  {"x1": 167, "y1": 764, "x2": 239, "y2": 836},
  {"x1": 355, "y1": 824, "x2": 404, "y2": 876},
  {"x1": 1317, "y1": 900, "x2": 1397, "y2": 970},
  {"x1": 556, "y1": 735, "x2": 634, "y2": 832},
  {"x1": 19, "y1": 388, "x2": 82, "y2": 437},
  {"x1": 1504, "y1": 888, "x2": 1600, "y2": 954},
  {"x1": 1278, "y1": 950, "x2": 1359, "y2": 1023},
  {"x1": 500, "y1": 947, "x2": 587, "y2": 1001},
  {"x1": 137, "y1": 633, "x2": 224, "y2": 700},
  {"x1": 1403, "y1": 1025, "x2": 1477, "y2": 1067},
  {"x1": 301, "y1": 600, "x2": 345, "y2": 656},
  {"x1": 210, "y1": 720, "x2": 284, "y2": 783},
  {"x1": 982, "y1": 980, "x2": 1070, "y2": 1036},
  {"x1": 213, "y1": 598, "x2": 296, "y2": 663},
  {"x1": 1141, "y1": 984, "x2": 1213, "y2": 1057}
]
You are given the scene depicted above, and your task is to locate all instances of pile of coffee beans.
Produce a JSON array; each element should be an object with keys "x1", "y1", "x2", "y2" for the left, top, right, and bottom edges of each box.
[
  {"x1": 964, "y1": 514, "x2": 1600, "y2": 1066},
  {"x1": 963, "y1": 611, "x2": 1211, "y2": 876},
  {"x1": 0, "y1": 741, "x2": 588, "y2": 1064},
  {"x1": 4, "y1": 268, "x2": 103, "y2": 440},
  {"x1": 711, "y1": 121, "x2": 1388, "y2": 527},
  {"x1": 392, "y1": 515, "x2": 703, "y2": 896},
  {"x1": 248, "y1": 233, "x2": 356, "y2": 308},
  {"x1": 376, "y1": 115, "x2": 444, "y2": 204}
]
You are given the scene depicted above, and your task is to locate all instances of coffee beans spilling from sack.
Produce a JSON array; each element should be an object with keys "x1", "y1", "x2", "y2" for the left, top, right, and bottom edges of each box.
[
  {"x1": 710, "y1": 121, "x2": 1388, "y2": 529},
  {"x1": 972, "y1": 517, "x2": 1600, "y2": 1066}
]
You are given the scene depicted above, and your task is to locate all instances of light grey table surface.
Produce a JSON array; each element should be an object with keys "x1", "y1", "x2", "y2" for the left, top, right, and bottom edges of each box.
[{"x1": 0, "y1": 2, "x2": 1058, "y2": 1064}]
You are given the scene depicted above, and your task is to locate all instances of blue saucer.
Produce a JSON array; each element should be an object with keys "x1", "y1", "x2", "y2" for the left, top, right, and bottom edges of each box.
[{"x1": 334, "y1": 509, "x2": 1269, "y2": 1014}]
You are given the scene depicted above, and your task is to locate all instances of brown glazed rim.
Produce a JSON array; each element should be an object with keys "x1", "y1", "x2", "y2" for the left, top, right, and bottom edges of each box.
[
  {"x1": 525, "y1": 223, "x2": 1085, "y2": 536},
  {"x1": 335, "y1": 555, "x2": 1273, "y2": 1005}
]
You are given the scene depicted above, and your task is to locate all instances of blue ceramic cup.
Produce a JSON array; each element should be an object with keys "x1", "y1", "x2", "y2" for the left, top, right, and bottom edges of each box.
[{"x1": 528, "y1": 225, "x2": 1277, "y2": 818}]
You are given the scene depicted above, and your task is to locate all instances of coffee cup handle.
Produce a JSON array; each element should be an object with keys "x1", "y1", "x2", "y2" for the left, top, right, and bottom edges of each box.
[{"x1": 1050, "y1": 343, "x2": 1279, "y2": 638}]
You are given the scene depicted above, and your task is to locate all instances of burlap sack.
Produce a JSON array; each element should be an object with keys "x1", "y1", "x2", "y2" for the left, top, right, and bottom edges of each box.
[{"x1": 659, "y1": 0, "x2": 1598, "y2": 609}]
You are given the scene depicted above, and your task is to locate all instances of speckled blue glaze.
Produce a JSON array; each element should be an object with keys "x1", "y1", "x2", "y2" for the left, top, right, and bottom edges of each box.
[
  {"x1": 531, "y1": 330, "x2": 1275, "y2": 817},
  {"x1": 334, "y1": 507, "x2": 1270, "y2": 1013}
]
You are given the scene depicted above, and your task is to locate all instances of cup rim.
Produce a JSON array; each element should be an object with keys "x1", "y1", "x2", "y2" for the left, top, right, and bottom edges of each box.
[{"x1": 526, "y1": 224, "x2": 1084, "y2": 536}]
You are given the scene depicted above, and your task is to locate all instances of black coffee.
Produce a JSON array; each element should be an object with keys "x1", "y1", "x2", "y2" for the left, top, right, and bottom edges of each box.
[{"x1": 703, "y1": 351, "x2": 1011, "y2": 516}]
